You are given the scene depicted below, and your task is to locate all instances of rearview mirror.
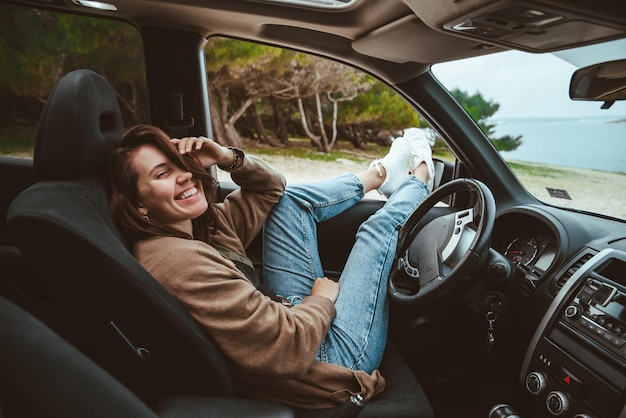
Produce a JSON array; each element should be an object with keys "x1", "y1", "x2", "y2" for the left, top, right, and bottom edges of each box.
[{"x1": 569, "y1": 59, "x2": 626, "y2": 109}]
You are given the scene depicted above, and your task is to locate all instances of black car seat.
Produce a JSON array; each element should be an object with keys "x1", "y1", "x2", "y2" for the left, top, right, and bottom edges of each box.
[
  {"x1": 0, "y1": 295, "x2": 292, "y2": 418},
  {"x1": 7, "y1": 69, "x2": 234, "y2": 405},
  {"x1": 6, "y1": 69, "x2": 434, "y2": 418},
  {"x1": 0, "y1": 295, "x2": 161, "y2": 418}
]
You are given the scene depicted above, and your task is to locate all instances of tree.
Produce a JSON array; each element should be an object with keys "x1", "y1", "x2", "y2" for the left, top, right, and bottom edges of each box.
[
  {"x1": 338, "y1": 83, "x2": 425, "y2": 148},
  {"x1": 451, "y1": 88, "x2": 521, "y2": 152},
  {"x1": 272, "y1": 53, "x2": 375, "y2": 152},
  {"x1": 56, "y1": 15, "x2": 148, "y2": 124},
  {"x1": 205, "y1": 38, "x2": 295, "y2": 146},
  {"x1": 0, "y1": 5, "x2": 148, "y2": 125},
  {"x1": 0, "y1": 6, "x2": 68, "y2": 123},
  {"x1": 1, "y1": 10, "x2": 517, "y2": 156}
]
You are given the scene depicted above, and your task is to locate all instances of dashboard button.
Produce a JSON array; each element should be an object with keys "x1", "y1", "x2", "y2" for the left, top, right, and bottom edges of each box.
[
  {"x1": 611, "y1": 336, "x2": 625, "y2": 348},
  {"x1": 565, "y1": 305, "x2": 580, "y2": 319},
  {"x1": 556, "y1": 367, "x2": 583, "y2": 394}
]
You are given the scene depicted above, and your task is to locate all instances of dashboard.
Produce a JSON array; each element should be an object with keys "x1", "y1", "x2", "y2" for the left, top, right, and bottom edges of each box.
[{"x1": 488, "y1": 206, "x2": 626, "y2": 417}]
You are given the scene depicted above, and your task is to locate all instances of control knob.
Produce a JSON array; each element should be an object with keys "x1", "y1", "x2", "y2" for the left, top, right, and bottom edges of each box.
[
  {"x1": 565, "y1": 305, "x2": 581, "y2": 319},
  {"x1": 546, "y1": 391, "x2": 570, "y2": 415},
  {"x1": 525, "y1": 371, "x2": 547, "y2": 395},
  {"x1": 488, "y1": 404, "x2": 520, "y2": 418}
]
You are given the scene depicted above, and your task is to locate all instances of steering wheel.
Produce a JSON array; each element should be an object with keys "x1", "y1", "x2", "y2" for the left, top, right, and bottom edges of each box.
[{"x1": 388, "y1": 178, "x2": 496, "y2": 305}]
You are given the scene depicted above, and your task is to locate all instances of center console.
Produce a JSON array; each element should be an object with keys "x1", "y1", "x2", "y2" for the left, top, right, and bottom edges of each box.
[{"x1": 521, "y1": 248, "x2": 626, "y2": 417}]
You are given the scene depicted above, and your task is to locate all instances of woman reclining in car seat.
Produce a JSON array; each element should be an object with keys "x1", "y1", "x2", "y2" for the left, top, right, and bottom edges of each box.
[{"x1": 106, "y1": 124, "x2": 434, "y2": 409}]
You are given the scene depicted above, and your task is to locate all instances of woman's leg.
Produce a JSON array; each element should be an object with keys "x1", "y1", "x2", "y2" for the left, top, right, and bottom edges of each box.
[
  {"x1": 263, "y1": 131, "x2": 432, "y2": 372},
  {"x1": 262, "y1": 133, "x2": 414, "y2": 298},
  {"x1": 263, "y1": 135, "x2": 414, "y2": 299},
  {"x1": 320, "y1": 175, "x2": 429, "y2": 373},
  {"x1": 262, "y1": 173, "x2": 365, "y2": 299}
]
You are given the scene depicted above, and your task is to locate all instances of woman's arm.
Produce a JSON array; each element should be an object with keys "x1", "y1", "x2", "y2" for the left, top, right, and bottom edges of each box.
[
  {"x1": 171, "y1": 136, "x2": 286, "y2": 250},
  {"x1": 218, "y1": 155, "x2": 286, "y2": 249},
  {"x1": 170, "y1": 136, "x2": 235, "y2": 169},
  {"x1": 137, "y1": 237, "x2": 335, "y2": 377}
]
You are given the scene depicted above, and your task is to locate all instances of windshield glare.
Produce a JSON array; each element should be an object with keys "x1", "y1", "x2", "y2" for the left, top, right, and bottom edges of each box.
[{"x1": 432, "y1": 46, "x2": 626, "y2": 220}]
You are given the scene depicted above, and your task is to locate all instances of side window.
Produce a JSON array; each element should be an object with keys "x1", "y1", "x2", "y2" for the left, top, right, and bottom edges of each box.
[
  {"x1": 204, "y1": 37, "x2": 447, "y2": 197},
  {"x1": 0, "y1": 4, "x2": 148, "y2": 158}
]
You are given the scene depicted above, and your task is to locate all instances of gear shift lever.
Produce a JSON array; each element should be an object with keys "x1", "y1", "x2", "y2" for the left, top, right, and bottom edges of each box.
[{"x1": 489, "y1": 404, "x2": 520, "y2": 418}]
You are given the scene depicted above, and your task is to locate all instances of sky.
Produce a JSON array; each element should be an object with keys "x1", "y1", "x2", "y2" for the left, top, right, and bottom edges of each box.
[{"x1": 431, "y1": 39, "x2": 626, "y2": 120}]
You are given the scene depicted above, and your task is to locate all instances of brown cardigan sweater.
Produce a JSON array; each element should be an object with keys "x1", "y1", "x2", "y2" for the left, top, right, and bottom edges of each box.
[{"x1": 134, "y1": 154, "x2": 385, "y2": 409}]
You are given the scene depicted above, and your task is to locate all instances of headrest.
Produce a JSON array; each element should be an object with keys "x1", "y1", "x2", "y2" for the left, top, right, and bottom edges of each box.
[{"x1": 34, "y1": 69, "x2": 123, "y2": 179}]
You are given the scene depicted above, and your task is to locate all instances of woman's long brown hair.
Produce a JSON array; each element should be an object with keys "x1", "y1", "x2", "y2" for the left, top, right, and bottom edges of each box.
[{"x1": 107, "y1": 124, "x2": 218, "y2": 247}]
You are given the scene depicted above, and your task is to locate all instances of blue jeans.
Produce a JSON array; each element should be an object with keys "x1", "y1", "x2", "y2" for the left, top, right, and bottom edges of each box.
[{"x1": 262, "y1": 173, "x2": 428, "y2": 373}]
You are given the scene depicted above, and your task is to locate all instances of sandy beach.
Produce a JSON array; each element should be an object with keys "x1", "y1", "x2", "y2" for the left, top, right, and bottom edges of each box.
[{"x1": 217, "y1": 154, "x2": 626, "y2": 220}]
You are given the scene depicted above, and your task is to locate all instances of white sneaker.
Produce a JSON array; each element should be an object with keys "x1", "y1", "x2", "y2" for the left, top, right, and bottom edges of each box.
[
  {"x1": 370, "y1": 136, "x2": 410, "y2": 197},
  {"x1": 403, "y1": 128, "x2": 435, "y2": 191}
]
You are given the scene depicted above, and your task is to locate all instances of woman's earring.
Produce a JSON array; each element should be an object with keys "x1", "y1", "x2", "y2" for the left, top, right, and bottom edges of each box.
[{"x1": 143, "y1": 213, "x2": 150, "y2": 221}]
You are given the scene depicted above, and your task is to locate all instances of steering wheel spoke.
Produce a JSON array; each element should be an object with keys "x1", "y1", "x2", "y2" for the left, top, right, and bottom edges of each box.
[
  {"x1": 389, "y1": 178, "x2": 495, "y2": 305},
  {"x1": 441, "y1": 208, "x2": 474, "y2": 261}
]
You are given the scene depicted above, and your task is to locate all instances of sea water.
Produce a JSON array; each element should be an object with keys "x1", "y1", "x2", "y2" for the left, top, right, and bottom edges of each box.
[{"x1": 492, "y1": 117, "x2": 626, "y2": 174}]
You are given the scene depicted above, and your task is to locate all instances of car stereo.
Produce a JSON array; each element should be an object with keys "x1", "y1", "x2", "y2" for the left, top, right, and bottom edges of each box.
[{"x1": 522, "y1": 248, "x2": 626, "y2": 417}]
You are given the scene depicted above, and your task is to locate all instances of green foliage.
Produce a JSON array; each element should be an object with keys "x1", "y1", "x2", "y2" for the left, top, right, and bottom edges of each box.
[
  {"x1": 205, "y1": 38, "x2": 291, "y2": 89},
  {"x1": 0, "y1": 5, "x2": 148, "y2": 125},
  {"x1": 0, "y1": 6, "x2": 68, "y2": 97},
  {"x1": 507, "y1": 161, "x2": 568, "y2": 178},
  {"x1": 450, "y1": 88, "x2": 522, "y2": 151},
  {"x1": 204, "y1": 38, "x2": 427, "y2": 148},
  {"x1": 340, "y1": 83, "x2": 423, "y2": 129},
  {"x1": 491, "y1": 134, "x2": 522, "y2": 152},
  {"x1": 56, "y1": 15, "x2": 145, "y2": 82}
]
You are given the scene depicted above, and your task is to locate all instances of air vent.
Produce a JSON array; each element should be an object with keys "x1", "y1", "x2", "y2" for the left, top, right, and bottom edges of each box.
[{"x1": 549, "y1": 252, "x2": 594, "y2": 296}]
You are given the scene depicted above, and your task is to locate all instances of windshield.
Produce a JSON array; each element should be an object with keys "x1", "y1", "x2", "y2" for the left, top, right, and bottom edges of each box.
[{"x1": 432, "y1": 40, "x2": 626, "y2": 220}]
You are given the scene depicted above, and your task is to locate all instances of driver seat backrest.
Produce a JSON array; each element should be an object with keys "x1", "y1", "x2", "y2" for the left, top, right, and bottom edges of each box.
[{"x1": 6, "y1": 69, "x2": 233, "y2": 405}]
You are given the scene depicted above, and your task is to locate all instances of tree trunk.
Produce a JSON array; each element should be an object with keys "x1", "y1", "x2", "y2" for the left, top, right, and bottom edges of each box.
[
  {"x1": 249, "y1": 103, "x2": 274, "y2": 146},
  {"x1": 329, "y1": 99, "x2": 338, "y2": 150},
  {"x1": 314, "y1": 90, "x2": 330, "y2": 153},
  {"x1": 209, "y1": 94, "x2": 228, "y2": 145},
  {"x1": 269, "y1": 96, "x2": 289, "y2": 145},
  {"x1": 297, "y1": 96, "x2": 322, "y2": 151},
  {"x1": 216, "y1": 88, "x2": 242, "y2": 147},
  {"x1": 238, "y1": 107, "x2": 257, "y2": 140}
]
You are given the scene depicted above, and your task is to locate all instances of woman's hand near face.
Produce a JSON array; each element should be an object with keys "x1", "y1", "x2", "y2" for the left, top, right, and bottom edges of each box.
[
  {"x1": 310, "y1": 277, "x2": 340, "y2": 304},
  {"x1": 171, "y1": 136, "x2": 233, "y2": 169}
]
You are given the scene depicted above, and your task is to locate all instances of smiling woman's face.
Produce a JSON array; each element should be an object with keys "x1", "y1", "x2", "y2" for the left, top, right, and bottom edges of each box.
[{"x1": 133, "y1": 144, "x2": 208, "y2": 233}]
